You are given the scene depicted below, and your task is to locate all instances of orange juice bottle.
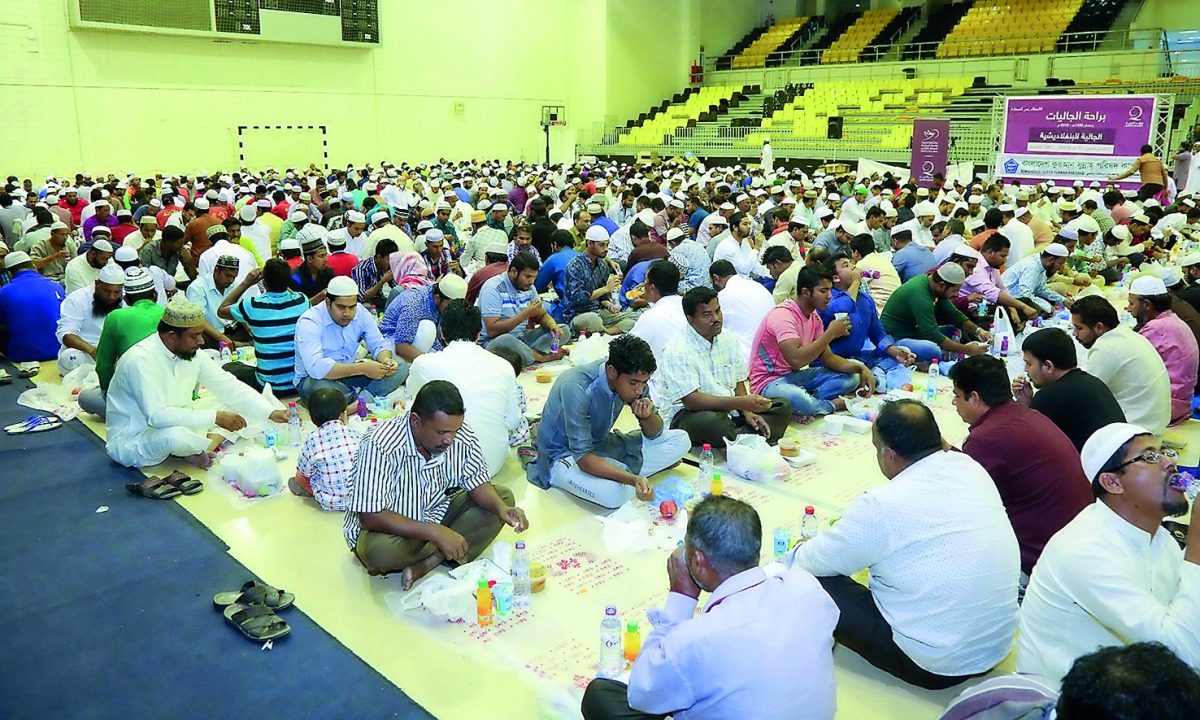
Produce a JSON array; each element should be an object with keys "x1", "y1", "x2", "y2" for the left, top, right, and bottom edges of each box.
[
  {"x1": 477, "y1": 579, "x2": 493, "y2": 626},
  {"x1": 711, "y1": 472, "x2": 723, "y2": 497},
  {"x1": 624, "y1": 621, "x2": 641, "y2": 664}
]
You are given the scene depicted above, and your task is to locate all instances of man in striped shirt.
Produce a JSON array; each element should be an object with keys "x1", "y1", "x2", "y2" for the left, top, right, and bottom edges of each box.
[
  {"x1": 218, "y1": 258, "x2": 308, "y2": 395},
  {"x1": 344, "y1": 381, "x2": 528, "y2": 588}
]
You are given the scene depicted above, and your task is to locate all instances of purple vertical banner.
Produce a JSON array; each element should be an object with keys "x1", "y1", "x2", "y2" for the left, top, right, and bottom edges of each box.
[{"x1": 911, "y1": 119, "x2": 951, "y2": 188}]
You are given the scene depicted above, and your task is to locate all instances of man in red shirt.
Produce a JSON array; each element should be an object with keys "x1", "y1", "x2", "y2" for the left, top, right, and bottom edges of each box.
[
  {"x1": 58, "y1": 187, "x2": 86, "y2": 226},
  {"x1": 465, "y1": 243, "x2": 510, "y2": 305},
  {"x1": 325, "y1": 233, "x2": 358, "y2": 277},
  {"x1": 948, "y1": 354, "x2": 1092, "y2": 581},
  {"x1": 110, "y1": 209, "x2": 139, "y2": 246},
  {"x1": 185, "y1": 198, "x2": 221, "y2": 263}
]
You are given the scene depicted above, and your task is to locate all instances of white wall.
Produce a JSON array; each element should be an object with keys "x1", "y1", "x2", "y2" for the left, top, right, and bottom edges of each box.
[
  {"x1": 1131, "y1": 0, "x2": 1200, "y2": 33},
  {"x1": 0, "y1": 0, "x2": 644, "y2": 175}
]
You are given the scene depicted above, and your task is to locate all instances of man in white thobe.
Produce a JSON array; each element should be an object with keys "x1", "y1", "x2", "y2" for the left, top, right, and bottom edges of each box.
[
  {"x1": 57, "y1": 263, "x2": 125, "y2": 373},
  {"x1": 105, "y1": 297, "x2": 287, "y2": 469}
]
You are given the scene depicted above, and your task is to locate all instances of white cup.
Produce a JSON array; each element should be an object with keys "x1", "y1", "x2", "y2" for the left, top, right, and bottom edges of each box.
[{"x1": 824, "y1": 415, "x2": 845, "y2": 435}]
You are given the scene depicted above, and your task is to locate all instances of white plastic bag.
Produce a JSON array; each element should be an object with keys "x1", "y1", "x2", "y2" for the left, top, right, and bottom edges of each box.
[
  {"x1": 220, "y1": 447, "x2": 284, "y2": 498},
  {"x1": 571, "y1": 333, "x2": 612, "y2": 366},
  {"x1": 725, "y1": 434, "x2": 790, "y2": 483},
  {"x1": 61, "y1": 363, "x2": 99, "y2": 394}
]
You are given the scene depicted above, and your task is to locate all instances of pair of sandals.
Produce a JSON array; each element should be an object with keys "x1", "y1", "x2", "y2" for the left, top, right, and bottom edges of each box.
[
  {"x1": 4, "y1": 415, "x2": 62, "y2": 434},
  {"x1": 214, "y1": 581, "x2": 295, "y2": 643},
  {"x1": 125, "y1": 471, "x2": 203, "y2": 499}
]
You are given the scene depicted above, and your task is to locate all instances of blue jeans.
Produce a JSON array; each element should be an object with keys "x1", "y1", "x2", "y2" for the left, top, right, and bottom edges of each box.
[
  {"x1": 297, "y1": 372, "x2": 405, "y2": 406},
  {"x1": 893, "y1": 338, "x2": 946, "y2": 364},
  {"x1": 483, "y1": 328, "x2": 554, "y2": 369},
  {"x1": 858, "y1": 348, "x2": 913, "y2": 393},
  {"x1": 761, "y1": 367, "x2": 860, "y2": 416}
]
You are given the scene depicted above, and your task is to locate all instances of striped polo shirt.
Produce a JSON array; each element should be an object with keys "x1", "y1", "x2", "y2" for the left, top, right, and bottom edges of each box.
[
  {"x1": 228, "y1": 289, "x2": 308, "y2": 392},
  {"x1": 342, "y1": 412, "x2": 489, "y2": 549}
]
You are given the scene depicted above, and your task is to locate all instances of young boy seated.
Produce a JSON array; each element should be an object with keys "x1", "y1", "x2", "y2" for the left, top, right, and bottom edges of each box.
[
  {"x1": 490, "y1": 345, "x2": 533, "y2": 461},
  {"x1": 291, "y1": 387, "x2": 363, "y2": 511}
]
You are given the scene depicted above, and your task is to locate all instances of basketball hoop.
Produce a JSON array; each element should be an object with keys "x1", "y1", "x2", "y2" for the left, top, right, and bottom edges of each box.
[{"x1": 541, "y1": 105, "x2": 566, "y2": 164}]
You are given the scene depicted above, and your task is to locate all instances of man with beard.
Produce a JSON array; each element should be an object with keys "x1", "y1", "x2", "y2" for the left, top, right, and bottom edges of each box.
[
  {"x1": 1017, "y1": 422, "x2": 1200, "y2": 683},
  {"x1": 185, "y1": 254, "x2": 243, "y2": 347},
  {"x1": 105, "y1": 297, "x2": 288, "y2": 470},
  {"x1": 56, "y1": 262, "x2": 125, "y2": 373},
  {"x1": 479, "y1": 251, "x2": 565, "y2": 367},
  {"x1": 63, "y1": 235, "x2": 114, "y2": 294}
]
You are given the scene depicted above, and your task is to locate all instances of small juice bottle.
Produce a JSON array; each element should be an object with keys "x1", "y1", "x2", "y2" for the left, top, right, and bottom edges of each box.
[
  {"x1": 711, "y1": 472, "x2": 723, "y2": 497},
  {"x1": 624, "y1": 621, "x2": 641, "y2": 664},
  {"x1": 476, "y1": 579, "x2": 493, "y2": 627}
]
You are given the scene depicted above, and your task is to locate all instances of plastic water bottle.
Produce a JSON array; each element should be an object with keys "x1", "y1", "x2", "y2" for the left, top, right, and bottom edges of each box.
[
  {"x1": 219, "y1": 341, "x2": 232, "y2": 362},
  {"x1": 1171, "y1": 471, "x2": 1199, "y2": 500},
  {"x1": 698, "y1": 443, "x2": 714, "y2": 488},
  {"x1": 549, "y1": 331, "x2": 560, "y2": 354},
  {"x1": 773, "y1": 527, "x2": 791, "y2": 560},
  {"x1": 287, "y1": 402, "x2": 301, "y2": 447},
  {"x1": 926, "y1": 359, "x2": 939, "y2": 401},
  {"x1": 512, "y1": 541, "x2": 531, "y2": 613},
  {"x1": 356, "y1": 391, "x2": 368, "y2": 419},
  {"x1": 1000, "y1": 334, "x2": 1010, "y2": 358},
  {"x1": 801, "y1": 505, "x2": 818, "y2": 540},
  {"x1": 600, "y1": 606, "x2": 623, "y2": 678}
]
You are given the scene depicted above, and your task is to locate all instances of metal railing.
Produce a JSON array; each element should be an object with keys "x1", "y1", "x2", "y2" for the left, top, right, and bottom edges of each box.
[{"x1": 704, "y1": 27, "x2": 1170, "y2": 73}]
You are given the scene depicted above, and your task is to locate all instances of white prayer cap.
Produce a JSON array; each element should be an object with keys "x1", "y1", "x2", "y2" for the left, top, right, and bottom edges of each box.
[
  {"x1": 915, "y1": 187, "x2": 930, "y2": 197},
  {"x1": 1043, "y1": 243, "x2": 1068, "y2": 257},
  {"x1": 1074, "y1": 214, "x2": 1100, "y2": 234},
  {"x1": 116, "y1": 208, "x2": 132, "y2": 218},
  {"x1": 238, "y1": 205, "x2": 257, "y2": 223},
  {"x1": 114, "y1": 246, "x2": 138, "y2": 263},
  {"x1": 97, "y1": 262, "x2": 126, "y2": 285},
  {"x1": 1058, "y1": 227, "x2": 1079, "y2": 241},
  {"x1": 3, "y1": 251, "x2": 31, "y2": 269},
  {"x1": 586, "y1": 202, "x2": 603, "y2": 214},
  {"x1": 949, "y1": 243, "x2": 980, "y2": 260},
  {"x1": 827, "y1": 193, "x2": 841, "y2": 202},
  {"x1": 1129, "y1": 275, "x2": 1168, "y2": 296},
  {"x1": 50, "y1": 221, "x2": 69, "y2": 231},
  {"x1": 890, "y1": 225, "x2": 911, "y2": 237},
  {"x1": 1089, "y1": 181, "x2": 1101, "y2": 188},
  {"x1": 123, "y1": 267, "x2": 155, "y2": 294},
  {"x1": 1180, "y1": 252, "x2": 1200, "y2": 268},
  {"x1": 288, "y1": 210, "x2": 308, "y2": 223},
  {"x1": 327, "y1": 276, "x2": 358, "y2": 298},
  {"x1": 340, "y1": 191, "x2": 355, "y2": 202},
  {"x1": 435, "y1": 200, "x2": 451, "y2": 211},
  {"x1": 279, "y1": 238, "x2": 301, "y2": 251},
  {"x1": 968, "y1": 217, "x2": 985, "y2": 231},
  {"x1": 665, "y1": 227, "x2": 686, "y2": 243},
  {"x1": 815, "y1": 207, "x2": 834, "y2": 220},
  {"x1": 370, "y1": 210, "x2": 390, "y2": 224},
  {"x1": 139, "y1": 215, "x2": 157, "y2": 225},
  {"x1": 584, "y1": 225, "x2": 611, "y2": 243},
  {"x1": 91, "y1": 239, "x2": 114, "y2": 253},
  {"x1": 255, "y1": 199, "x2": 271, "y2": 208},
  {"x1": 1014, "y1": 207, "x2": 1030, "y2": 219},
  {"x1": 1073, "y1": 180, "x2": 1084, "y2": 188},
  {"x1": 1081, "y1": 422, "x2": 1152, "y2": 480},
  {"x1": 1048, "y1": 187, "x2": 1062, "y2": 195},
  {"x1": 345, "y1": 210, "x2": 366, "y2": 224},
  {"x1": 882, "y1": 205, "x2": 898, "y2": 219},
  {"x1": 436, "y1": 273, "x2": 467, "y2": 300},
  {"x1": 718, "y1": 202, "x2": 736, "y2": 211},
  {"x1": 791, "y1": 215, "x2": 809, "y2": 227},
  {"x1": 1143, "y1": 198, "x2": 1160, "y2": 208},
  {"x1": 1161, "y1": 266, "x2": 1184, "y2": 287},
  {"x1": 424, "y1": 229, "x2": 445, "y2": 244},
  {"x1": 194, "y1": 197, "x2": 210, "y2": 210},
  {"x1": 707, "y1": 215, "x2": 728, "y2": 226},
  {"x1": 781, "y1": 196, "x2": 797, "y2": 206},
  {"x1": 668, "y1": 198, "x2": 685, "y2": 209},
  {"x1": 934, "y1": 263, "x2": 966, "y2": 284},
  {"x1": 997, "y1": 204, "x2": 1014, "y2": 213},
  {"x1": 914, "y1": 201, "x2": 937, "y2": 217},
  {"x1": 967, "y1": 195, "x2": 983, "y2": 204},
  {"x1": 1130, "y1": 213, "x2": 1151, "y2": 225},
  {"x1": 416, "y1": 220, "x2": 434, "y2": 232}
]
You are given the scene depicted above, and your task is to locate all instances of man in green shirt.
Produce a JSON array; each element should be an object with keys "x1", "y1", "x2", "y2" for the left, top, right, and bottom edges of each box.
[
  {"x1": 78, "y1": 268, "x2": 164, "y2": 418},
  {"x1": 880, "y1": 263, "x2": 992, "y2": 363}
]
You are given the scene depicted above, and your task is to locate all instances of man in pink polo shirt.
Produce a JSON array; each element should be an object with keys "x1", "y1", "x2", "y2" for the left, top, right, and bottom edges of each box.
[
  {"x1": 749, "y1": 264, "x2": 868, "y2": 417},
  {"x1": 1128, "y1": 275, "x2": 1199, "y2": 426},
  {"x1": 962, "y1": 233, "x2": 1039, "y2": 323}
]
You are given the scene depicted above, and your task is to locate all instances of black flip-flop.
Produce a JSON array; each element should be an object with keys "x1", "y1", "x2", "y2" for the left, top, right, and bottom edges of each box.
[
  {"x1": 161, "y1": 471, "x2": 203, "y2": 496},
  {"x1": 223, "y1": 603, "x2": 290, "y2": 642},
  {"x1": 213, "y1": 580, "x2": 295, "y2": 611},
  {"x1": 125, "y1": 477, "x2": 182, "y2": 499}
]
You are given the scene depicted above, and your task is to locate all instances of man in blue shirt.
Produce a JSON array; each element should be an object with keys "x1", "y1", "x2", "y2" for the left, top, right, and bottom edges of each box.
[
  {"x1": 530, "y1": 335, "x2": 690, "y2": 509},
  {"x1": 479, "y1": 251, "x2": 566, "y2": 368},
  {"x1": 588, "y1": 201, "x2": 618, "y2": 237},
  {"x1": 534, "y1": 229, "x2": 581, "y2": 321},
  {"x1": 218, "y1": 257, "x2": 309, "y2": 395},
  {"x1": 380, "y1": 273, "x2": 468, "y2": 381},
  {"x1": 293, "y1": 275, "x2": 402, "y2": 404},
  {"x1": 818, "y1": 253, "x2": 917, "y2": 392},
  {"x1": 686, "y1": 196, "x2": 710, "y2": 237},
  {"x1": 0, "y1": 251, "x2": 65, "y2": 362},
  {"x1": 890, "y1": 227, "x2": 937, "y2": 283}
]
